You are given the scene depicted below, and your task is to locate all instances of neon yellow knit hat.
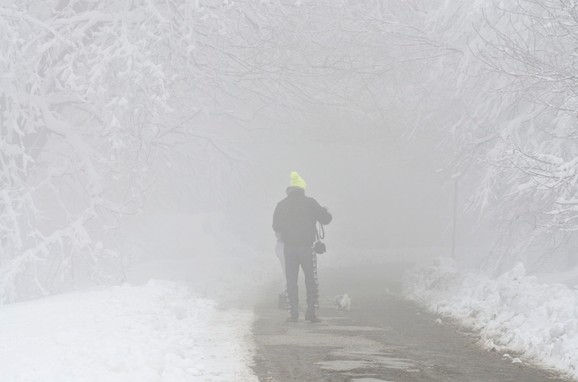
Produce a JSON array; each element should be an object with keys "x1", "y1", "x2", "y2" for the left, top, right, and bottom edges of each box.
[{"x1": 290, "y1": 171, "x2": 307, "y2": 189}]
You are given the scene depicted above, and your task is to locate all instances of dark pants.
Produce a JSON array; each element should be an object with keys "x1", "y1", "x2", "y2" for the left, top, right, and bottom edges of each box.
[{"x1": 284, "y1": 245, "x2": 319, "y2": 318}]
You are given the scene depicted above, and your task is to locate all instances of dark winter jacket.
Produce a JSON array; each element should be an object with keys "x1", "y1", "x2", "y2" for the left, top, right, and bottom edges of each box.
[{"x1": 272, "y1": 187, "x2": 332, "y2": 246}]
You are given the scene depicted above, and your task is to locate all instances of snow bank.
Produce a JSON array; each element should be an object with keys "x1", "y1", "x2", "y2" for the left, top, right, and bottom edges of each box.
[
  {"x1": 0, "y1": 281, "x2": 258, "y2": 382},
  {"x1": 404, "y1": 257, "x2": 578, "y2": 379}
]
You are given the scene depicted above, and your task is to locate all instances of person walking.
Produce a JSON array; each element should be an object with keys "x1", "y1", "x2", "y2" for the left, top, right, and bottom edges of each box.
[{"x1": 272, "y1": 171, "x2": 332, "y2": 323}]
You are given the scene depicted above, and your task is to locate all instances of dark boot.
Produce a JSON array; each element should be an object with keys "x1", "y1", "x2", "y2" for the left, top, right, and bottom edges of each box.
[
  {"x1": 305, "y1": 310, "x2": 322, "y2": 323},
  {"x1": 277, "y1": 291, "x2": 288, "y2": 310}
]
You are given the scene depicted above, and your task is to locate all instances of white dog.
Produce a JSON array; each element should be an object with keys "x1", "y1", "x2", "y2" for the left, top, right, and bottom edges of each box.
[{"x1": 334, "y1": 294, "x2": 351, "y2": 311}]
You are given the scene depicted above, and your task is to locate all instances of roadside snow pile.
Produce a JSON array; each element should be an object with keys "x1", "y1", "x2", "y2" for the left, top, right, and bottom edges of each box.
[
  {"x1": 0, "y1": 280, "x2": 258, "y2": 382},
  {"x1": 404, "y1": 257, "x2": 578, "y2": 379}
]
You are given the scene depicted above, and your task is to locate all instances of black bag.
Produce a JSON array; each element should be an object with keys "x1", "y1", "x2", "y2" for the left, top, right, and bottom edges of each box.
[
  {"x1": 313, "y1": 223, "x2": 326, "y2": 254},
  {"x1": 313, "y1": 240, "x2": 326, "y2": 254}
]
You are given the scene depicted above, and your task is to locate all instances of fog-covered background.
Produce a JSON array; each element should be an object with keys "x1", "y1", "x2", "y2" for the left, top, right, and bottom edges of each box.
[{"x1": 2, "y1": 0, "x2": 577, "y2": 304}]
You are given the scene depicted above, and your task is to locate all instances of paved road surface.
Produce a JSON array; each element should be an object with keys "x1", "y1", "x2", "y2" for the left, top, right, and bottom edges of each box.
[{"x1": 251, "y1": 262, "x2": 570, "y2": 382}]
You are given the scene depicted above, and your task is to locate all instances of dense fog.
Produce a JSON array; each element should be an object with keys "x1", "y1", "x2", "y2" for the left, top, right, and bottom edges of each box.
[{"x1": 2, "y1": 0, "x2": 576, "y2": 304}]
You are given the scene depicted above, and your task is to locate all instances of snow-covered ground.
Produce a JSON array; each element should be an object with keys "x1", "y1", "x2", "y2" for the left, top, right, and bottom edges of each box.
[
  {"x1": 404, "y1": 257, "x2": 578, "y2": 380},
  {"x1": 0, "y1": 281, "x2": 257, "y2": 382},
  {"x1": 0, "y1": 213, "x2": 278, "y2": 382}
]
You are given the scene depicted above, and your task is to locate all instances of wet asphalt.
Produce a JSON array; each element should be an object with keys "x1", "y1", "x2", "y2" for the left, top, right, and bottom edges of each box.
[{"x1": 251, "y1": 262, "x2": 571, "y2": 382}]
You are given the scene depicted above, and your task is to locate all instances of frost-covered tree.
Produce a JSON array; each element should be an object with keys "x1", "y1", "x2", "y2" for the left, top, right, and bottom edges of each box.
[
  {"x1": 0, "y1": 0, "x2": 280, "y2": 302},
  {"x1": 0, "y1": 0, "x2": 422, "y2": 303},
  {"x1": 385, "y1": 0, "x2": 578, "y2": 271},
  {"x1": 0, "y1": 1, "x2": 192, "y2": 302},
  {"x1": 443, "y1": 0, "x2": 578, "y2": 270}
]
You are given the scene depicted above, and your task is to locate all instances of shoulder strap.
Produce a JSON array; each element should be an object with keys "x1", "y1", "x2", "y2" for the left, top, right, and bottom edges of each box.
[{"x1": 316, "y1": 222, "x2": 325, "y2": 241}]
